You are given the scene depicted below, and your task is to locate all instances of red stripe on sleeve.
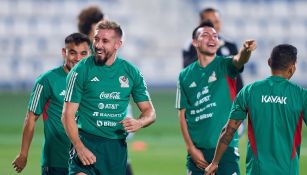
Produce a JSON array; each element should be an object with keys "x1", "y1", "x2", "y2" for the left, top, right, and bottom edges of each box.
[
  {"x1": 226, "y1": 76, "x2": 237, "y2": 101},
  {"x1": 42, "y1": 100, "x2": 50, "y2": 121},
  {"x1": 291, "y1": 113, "x2": 303, "y2": 159},
  {"x1": 247, "y1": 109, "x2": 258, "y2": 157}
]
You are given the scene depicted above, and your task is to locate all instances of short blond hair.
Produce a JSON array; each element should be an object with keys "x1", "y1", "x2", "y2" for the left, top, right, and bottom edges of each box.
[{"x1": 96, "y1": 20, "x2": 123, "y2": 38}]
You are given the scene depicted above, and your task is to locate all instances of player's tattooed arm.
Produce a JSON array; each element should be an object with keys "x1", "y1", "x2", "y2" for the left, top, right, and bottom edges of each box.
[
  {"x1": 220, "y1": 119, "x2": 242, "y2": 145},
  {"x1": 207, "y1": 119, "x2": 243, "y2": 167}
]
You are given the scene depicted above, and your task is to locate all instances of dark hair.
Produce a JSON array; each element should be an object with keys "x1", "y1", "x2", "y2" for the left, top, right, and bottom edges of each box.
[
  {"x1": 78, "y1": 6, "x2": 104, "y2": 35},
  {"x1": 199, "y1": 8, "x2": 219, "y2": 21},
  {"x1": 65, "y1": 33, "x2": 91, "y2": 46},
  {"x1": 96, "y1": 20, "x2": 123, "y2": 38},
  {"x1": 192, "y1": 20, "x2": 215, "y2": 39},
  {"x1": 269, "y1": 44, "x2": 297, "y2": 70}
]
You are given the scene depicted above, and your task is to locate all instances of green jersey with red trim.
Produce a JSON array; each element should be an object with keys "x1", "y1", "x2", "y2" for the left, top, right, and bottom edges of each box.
[
  {"x1": 176, "y1": 55, "x2": 242, "y2": 149},
  {"x1": 230, "y1": 76, "x2": 307, "y2": 175},
  {"x1": 27, "y1": 66, "x2": 70, "y2": 168}
]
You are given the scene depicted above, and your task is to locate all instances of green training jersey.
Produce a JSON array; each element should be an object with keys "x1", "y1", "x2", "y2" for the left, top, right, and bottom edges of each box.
[
  {"x1": 230, "y1": 76, "x2": 307, "y2": 175},
  {"x1": 176, "y1": 55, "x2": 242, "y2": 149},
  {"x1": 27, "y1": 66, "x2": 70, "y2": 168},
  {"x1": 65, "y1": 56, "x2": 150, "y2": 139}
]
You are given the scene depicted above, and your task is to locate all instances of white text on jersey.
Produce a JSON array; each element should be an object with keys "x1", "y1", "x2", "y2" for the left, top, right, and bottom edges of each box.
[{"x1": 261, "y1": 95, "x2": 287, "y2": 104}]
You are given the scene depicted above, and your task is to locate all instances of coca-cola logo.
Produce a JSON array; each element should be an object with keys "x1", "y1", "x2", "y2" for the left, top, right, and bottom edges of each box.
[{"x1": 99, "y1": 92, "x2": 121, "y2": 99}]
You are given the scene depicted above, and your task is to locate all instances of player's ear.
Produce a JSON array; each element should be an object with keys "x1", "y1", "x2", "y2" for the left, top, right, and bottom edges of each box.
[
  {"x1": 62, "y1": 48, "x2": 67, "y2": 58},
  {"x1": 115, "y1": 39, "x2": 122, "y2": 50},
  {"x1": 267, "y1": 58, "x2": 272, "y2": 67},
  {"x1": 192, "y1": 39, "x2": 198, "y2": 48},
  {"x1": 288, "y1": 64, "x2": 296, "y2": 79}
]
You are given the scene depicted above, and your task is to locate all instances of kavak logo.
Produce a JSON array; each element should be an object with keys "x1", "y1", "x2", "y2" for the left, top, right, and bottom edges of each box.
[{"x1": 119, "y1": 76, "x2": 129, "y2": 88}]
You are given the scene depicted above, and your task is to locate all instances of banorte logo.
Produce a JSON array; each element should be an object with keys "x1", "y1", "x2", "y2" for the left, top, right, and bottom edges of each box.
[{"x1": 99, "y1": 92, "x2": 121, "y2": 100}]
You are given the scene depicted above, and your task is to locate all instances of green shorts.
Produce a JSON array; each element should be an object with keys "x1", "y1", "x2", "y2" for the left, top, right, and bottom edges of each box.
[
  {"x1": 42, "y1": 166, "x2": 68, "y2": 175},
  {"x1": 187, "y1": 147, "x2": 240, "y2": 175},
  {"x1": 69, "y1": 130, "x2": 127, "y2": 175}
]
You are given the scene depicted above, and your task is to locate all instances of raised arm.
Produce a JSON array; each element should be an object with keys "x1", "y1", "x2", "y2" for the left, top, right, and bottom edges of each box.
[
  {"x1": 62, "y1": 102, "x2": 96, "y2": 165},
  {"x1": 205, "y1": 119, "x2": 243, "y2": 175},
  {"x1": 179, "y1": 109, "x2": 208, "y2": 170},
  {"x1": 12, "y1": 112, "x2": 39, "y2": 173},
  {"x1": 232, "y1": 40, "x2": 257, "y2": 69},
  {"x1": 120, "y1": 101, "x2": 156, "y2": 132}
]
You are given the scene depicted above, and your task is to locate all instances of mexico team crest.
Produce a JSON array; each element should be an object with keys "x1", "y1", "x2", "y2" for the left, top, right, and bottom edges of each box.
[
  {"x1": 208, "y1": 71, "x2": 217, "y2": 83},
  {"x1": 119, "y1": 76, "x2": 129, "y2": 88}
]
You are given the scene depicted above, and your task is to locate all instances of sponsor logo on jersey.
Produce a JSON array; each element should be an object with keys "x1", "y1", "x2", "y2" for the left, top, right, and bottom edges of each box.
[
  {"x1": 208, "y1": 71, "x2": 217, "y2": 83},
  {"x1": 119, "y1": 76, "x2": 129, "y2": 88},
  {"x1": 194, "y1": 95, "x2": 211, "y2": 107},
  {"x1": 59, "y1": 90, "x2": 66, "y2": 96},
  {"x1": 261, "y1": 95, "x2": 287, "y2": 104},
  {"x1": 96, "y1": 120, "x2": 117, "y2": 127},
  {"x1": 189, "y1": 82, "x2": 197, "y2": 88},
  {"x1": 92, "y1": 112, "x2": 122, "y2": 118},
  {"x1": 99, "y1": 92, "x2": 120, "y2": 99},
  {"x1": 196, "y1": 86, "x2": 209, "y2": 99},
  {"x1": 190, "y1": 102, "x2": 216, "y2": 115},
  {"x1": 91, "y1": 77, "x2": 100, "y2": 82},
  {"x1": 98, "y1": 103, "x2": 119, "y2": 110},
  {"x1": 195, "y1": 113, "x2": 213, "y2": 122}
]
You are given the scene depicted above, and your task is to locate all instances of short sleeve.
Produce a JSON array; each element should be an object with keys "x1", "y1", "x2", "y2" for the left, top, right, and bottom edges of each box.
[
  {"x1": 175, "y1": 75, "x2": 188, "y2": 109},
  {"x1": 27, "y1": 74, "x2": 51, "y2": 115},
  {"x1": 223, "y1": 57, "x2": 243, "y2": 79},
  {"x1": 64, "y1": 68, "x2": 84, "y2": 103},
  {"x1": 131, "y1": 71, "x2": 151, "y2": 103},
  {"x1": 229, "y1": 86, "x2": 248, "y2": 120}
]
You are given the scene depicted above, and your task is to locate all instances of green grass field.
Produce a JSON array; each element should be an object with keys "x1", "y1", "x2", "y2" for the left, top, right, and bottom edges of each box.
[{"x1": 0, "y1": 90, "x2": 306, "y2": 175}]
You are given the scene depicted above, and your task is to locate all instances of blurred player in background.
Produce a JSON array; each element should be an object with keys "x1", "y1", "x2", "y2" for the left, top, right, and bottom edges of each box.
[
  {"x1": 182, "y1": 7, "x2": 246, "y2": 137},
  {"x1": 12, "y1": 33, "x2": 91, "y2": 174},
  {"x1": 206, "y1": 44, "x2": 307, "y2": 175},
  {"x1": 78, "y1": 6, "x2": 104, "y2": 52},
  {"x1": 62, "y1": 20, "x2": 156, "y2": 175},
  {"x1": 176, "y1": 21, "x2": 256, "y2": 175},
  {"x1": 78, "y1": 6, "x2": 134, "y2": 175}
]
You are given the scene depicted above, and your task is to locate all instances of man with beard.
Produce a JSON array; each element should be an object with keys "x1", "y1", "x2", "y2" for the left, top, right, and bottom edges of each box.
[
  {"x1": 78, "y1": 9, "x2": 135, "y2": 174},
  {"x1": 12, "y1": 33, "x2": 91, "y2": 174},
  {"x1": 176, "y1": 21, "x2": 256, "y2": 175},
  {"x1": 62, "y1": 20, "x2": 156, "y2": 175}
]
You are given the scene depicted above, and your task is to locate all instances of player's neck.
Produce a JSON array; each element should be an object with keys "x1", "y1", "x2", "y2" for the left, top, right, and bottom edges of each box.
[
  {"x1": 105, "y1": 55, "x2": 117, "y2": 66},
  {"x1": 271, "y1": 71, "x2": 290, "y2": 80},
  {"x1": 197, "y1": 54, "x2": 215, "y2": 67},
  {"x1": 63, "y1": 64, "x2": 70, "y2": 73}
]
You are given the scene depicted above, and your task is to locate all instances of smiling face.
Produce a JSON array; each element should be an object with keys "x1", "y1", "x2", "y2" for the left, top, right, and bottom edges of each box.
[
  {"x1": 93, "y1": 29, "x2": 122, "y2": 65},
  {"x1": 62, "y1": 42, "x2": 90, "y2": 71},
  {"x1": 192, "y1": 26, "x2": 219, "y2": 56}
]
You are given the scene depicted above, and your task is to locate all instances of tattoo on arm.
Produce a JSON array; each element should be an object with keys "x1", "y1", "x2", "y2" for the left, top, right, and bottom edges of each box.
[{"x1": 220, "y1": 126, "x2": 237, "y2": 145}]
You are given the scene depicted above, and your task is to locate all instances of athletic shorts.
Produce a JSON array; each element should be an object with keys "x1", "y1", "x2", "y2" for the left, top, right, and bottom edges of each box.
[
  {"x1": 42, "y1": 166, "x2": 68, "y2": 175},
  {"x1": 69, "y1": 130, "x2": 127, "y2": 175},
  {"x1": 187, "y1": 147, "x2": 240, "y2": 175}
]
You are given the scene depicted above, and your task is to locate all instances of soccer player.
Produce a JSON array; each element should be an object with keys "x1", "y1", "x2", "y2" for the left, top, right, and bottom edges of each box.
[
  {"x1": 175, "y1": 21, "x2": 256, "y2": 175},
  {"x1": 182, "y1": 8, "x2": 246, "y2": 137},
  {"x1": 62, "y1": 20, "x2": 156, "y2": 175},
  {"x1": 12, "y1": 33, "x2": 91, "y2": 174},
  {"x1": 78, "y1": 6, "x2": 134, "y2": 175},
  {"x1": 205, "y1": 44, "x2": 307, "y2": 175}
]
